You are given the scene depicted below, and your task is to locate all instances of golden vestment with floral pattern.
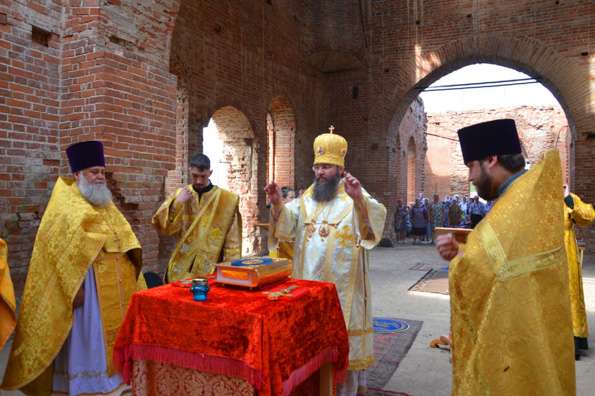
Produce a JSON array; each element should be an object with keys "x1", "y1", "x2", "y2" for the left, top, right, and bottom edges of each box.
[
  {"x1": 564, "y1": 192, "x2": 595, "y2": 340},
  {"x1": 269, "y1": 241, "x2": 294, "y2": 259},
  {"x1": 272, "y1": 182, "x2": 387, "y2": 370},
  {"x1": 449, "y1": 151, "x2": 575, "y2": 396},
  {"x1": 152, "y1": 185, "x2": 241, "y2": 282},
  {"x1": 0, "y1": 238, "x2": 16, "y2": 351},
  {"x1": 1, "y1": 177, "x2": 143, "y2": 395}
]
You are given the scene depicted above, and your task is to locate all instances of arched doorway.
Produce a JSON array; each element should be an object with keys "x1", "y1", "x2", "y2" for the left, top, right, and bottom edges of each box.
[
  {"x1": 417, "y1": 64, "x2": 572, "y2": 199},
  {"x1": 266, "y1": 96, "x2": 296, "y2": 189},
  {"x1": 387, "y1": 59, "x2": 576, "y2": 236},
  {"x1": 203, "y1": 106, "x2": 259, "y2": 256}
]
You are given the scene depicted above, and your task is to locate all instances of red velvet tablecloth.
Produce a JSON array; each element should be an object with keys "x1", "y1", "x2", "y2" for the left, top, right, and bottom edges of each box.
[{"x1": 113, "y1": 278, "x2": 349, "y2": 396}]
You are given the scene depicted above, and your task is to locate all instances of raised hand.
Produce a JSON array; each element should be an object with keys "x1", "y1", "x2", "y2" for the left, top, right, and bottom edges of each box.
[
  {"x1": 264, "y1": 182, "x2": 282, "y2": 206},
  {"x1": 343, "y1": 172, "x2": 363, "y2": 201},
  {"x1": 175, "y1": 186, "x2": 193, "y2": 204}
]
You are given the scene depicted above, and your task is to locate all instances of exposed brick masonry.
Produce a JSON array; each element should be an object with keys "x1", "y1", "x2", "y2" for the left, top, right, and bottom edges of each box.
[
  {"x1": 425, "y1": 106, "x2": 570, "y2": 198},
  {"x1": 2, "y1": 0, "x2": 594, "y2": 296}
]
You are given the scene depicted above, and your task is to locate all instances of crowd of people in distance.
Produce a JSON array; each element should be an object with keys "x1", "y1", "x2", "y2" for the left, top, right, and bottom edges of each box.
[{"x1": 393, "y1": 193, "x2": 490, "y2": 244}]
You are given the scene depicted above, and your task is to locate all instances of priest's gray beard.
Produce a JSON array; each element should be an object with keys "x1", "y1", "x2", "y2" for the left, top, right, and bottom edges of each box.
[
  {"x1": 313, "y1": 173, "x2": 341, "y2": 202},
  {"x1": 77, "y1": 176, "x2": 112, "y2": 207}
]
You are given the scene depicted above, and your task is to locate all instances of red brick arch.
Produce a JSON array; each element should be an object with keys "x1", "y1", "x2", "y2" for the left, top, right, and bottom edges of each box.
[
  {"x1": 267, "y1": 96, "x2": 296, "y2": 189},
  {"x1": 386, "y1": 33, "x2": 592, "y2": 203},
  {"x1": 383, "y1": 33, "x2": 591, "y2": 242},
  {"x1": 388, "y1": 33, "x2": 588, "y2": 142},
  {"x1": 205, "y1": 106, "x2": 260, "y2": 256}
]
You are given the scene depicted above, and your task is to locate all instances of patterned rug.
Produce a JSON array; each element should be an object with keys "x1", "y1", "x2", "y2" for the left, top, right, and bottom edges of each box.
[
  {"x1": 368, "y1": 318, "x2": 423, "y2": 392},
  {"x1": 408, "y1": 268, "x2": 449, "y2": 295}
]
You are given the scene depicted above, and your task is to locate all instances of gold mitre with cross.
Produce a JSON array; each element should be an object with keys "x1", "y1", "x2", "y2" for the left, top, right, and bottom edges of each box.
[{"x1": 313, "y1": 125, "x2": 348, "y2": 167}]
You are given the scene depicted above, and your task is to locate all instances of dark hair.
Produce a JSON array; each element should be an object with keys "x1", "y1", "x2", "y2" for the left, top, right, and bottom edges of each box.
[
  {"x1": 190, "y1": 153, "x2": 211, "y2": 170},
  {"x1": 281, "y1": 186, "x2": 289, "y2": 199},
  {"x1": 497, "y1": 153, "x2": 525, "y2": 173}
]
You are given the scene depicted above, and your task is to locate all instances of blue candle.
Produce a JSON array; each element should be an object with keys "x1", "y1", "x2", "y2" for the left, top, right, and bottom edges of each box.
[{"x1": 190, "y1": 278, "x2": 209, "y2": 301}]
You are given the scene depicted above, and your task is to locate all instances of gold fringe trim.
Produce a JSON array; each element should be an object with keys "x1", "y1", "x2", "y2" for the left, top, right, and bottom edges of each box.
[
  {"x1": 348, "y1": 328, "x2": 374, "y2": 337},
  {"x1": 348, "y1": 356, "x2": 375, "y2": 371}
]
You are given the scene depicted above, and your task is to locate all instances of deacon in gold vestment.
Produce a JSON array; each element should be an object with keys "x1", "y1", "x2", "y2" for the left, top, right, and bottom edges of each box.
[
  {"x1": 436, "y1": 119, "x2": 575, "y2": 396},
  {"x1": 153, "y1": 153, "x2": 241, "y2": 282},
  {"x1": 0, "y1": 238, "x2": 16, "y2": 351},
  {"x1": 563, "y1": 190, "x2": 595, "y2": 355},
  {"x1": 2, "y1": 141, "x2": 144, "y2": 396},
  {"x1": 265, "y1": 127, "x2": 387, "y2": 396}
]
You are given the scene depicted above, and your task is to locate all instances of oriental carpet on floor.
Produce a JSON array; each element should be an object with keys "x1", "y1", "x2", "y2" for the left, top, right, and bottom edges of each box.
[
  {"x1": 408, "y1": 268, "x2": 449, "y2": 295},
  {"x1": 367, "y1": 317, "x2": 422, "y2": 395}
]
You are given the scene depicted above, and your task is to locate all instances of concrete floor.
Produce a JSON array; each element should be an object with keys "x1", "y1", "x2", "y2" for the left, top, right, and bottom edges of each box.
[
  {"x1": 370, "y1": 244, "x2": 595, "y2": 396},
  {"x1": 1, "y1": 244, "x2": 594, "y2": 395}
]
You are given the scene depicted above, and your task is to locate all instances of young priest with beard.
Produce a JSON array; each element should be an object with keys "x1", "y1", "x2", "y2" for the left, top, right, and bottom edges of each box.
[
  {"x1": 436, "y1": 119, "x2": 575, "y2": 396},
  {"x1": 2, "y1": 141, "x2": 143, "y2": 396},
  {"x1": 265, "y1": 127, "x2": 387, "y2": 396}
]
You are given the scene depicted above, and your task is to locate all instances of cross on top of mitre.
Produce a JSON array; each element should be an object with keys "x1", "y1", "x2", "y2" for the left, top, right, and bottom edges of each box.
[{"x1": 328, "y1": 125, "x2": 335, "y2": 134}]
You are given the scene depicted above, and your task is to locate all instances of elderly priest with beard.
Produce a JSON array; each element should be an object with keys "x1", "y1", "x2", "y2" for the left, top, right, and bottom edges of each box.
[
  {"x1": 265, "y1": 127, "x2": 387, "y2": 396},
  {"x1": 2, "y1": 141, "x2": 143, "y2": 396}
]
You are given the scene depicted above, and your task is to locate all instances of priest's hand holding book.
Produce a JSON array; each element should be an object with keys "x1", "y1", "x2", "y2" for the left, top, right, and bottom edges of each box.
[{"x1": 436, "y1": 233, "x2": 460, "y2": 261}]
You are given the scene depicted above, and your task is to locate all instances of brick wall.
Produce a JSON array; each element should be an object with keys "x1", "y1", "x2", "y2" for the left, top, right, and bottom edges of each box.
[
  {"x1": 59, "y1": 0, "x2": 179, "y2": 275},
  {"x1": 326, "y1": 0, "x2": 595, "y2": 251},
  {"x1": 3, "y1": 0, "x2": 594, "y2": 295},
  {"x1": 167, "y1": 0, "x2": 329, "y2": 265},
  {"x1": 1, "y1": 0, "x2": 180, "y2": 293},
  {"x1": 1, "y1": 1, "x2": 62, "y2": 292},
  {"x1": 397, "y1": 97, "x2": 427, "y2": 204},
  {"x1": 269, "y1": 96, "x2": 296, "y2": 190},
  {"x1": 207, "y1": 106, "x2": 260, "y2": 256},
  {"x1": 425, "y1": 106, "x2": 570, "y2": 198}
]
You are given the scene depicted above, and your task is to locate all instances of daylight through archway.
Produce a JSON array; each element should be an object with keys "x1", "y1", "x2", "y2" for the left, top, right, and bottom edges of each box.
[{"x1": 203, "y1": 106, "x2": 259, "y2": 256}]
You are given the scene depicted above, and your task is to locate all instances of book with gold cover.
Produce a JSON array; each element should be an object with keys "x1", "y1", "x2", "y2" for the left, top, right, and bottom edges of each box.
[{"x1": 215, "y1": 257, "x2": 292, "y2": 288}]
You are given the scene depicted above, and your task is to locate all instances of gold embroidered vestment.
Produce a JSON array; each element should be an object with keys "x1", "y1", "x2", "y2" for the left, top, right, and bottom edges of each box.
[
  {"x1": 272, "y1": 183, "x2": 387, "y2": 370},
  {"x1": 2, "y1": 177, "x2": 143, "y2": 395},
  {"x1": 449, "y1": 151, "x2": 575, "y2": 396},
  {"x1": 152, "y1": 185, "x2": 242, "y2": 281}
]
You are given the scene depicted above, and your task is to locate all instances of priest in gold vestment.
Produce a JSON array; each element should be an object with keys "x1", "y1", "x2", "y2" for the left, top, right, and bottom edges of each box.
[
  {"x1": 2, "y1": 141, "x2": 143, "y2": 396},
  {"x1": 153, "y1": 153, "x2": 242, "y2": 282},
  {"x1": 436, "y1": 119, "x2": 575, "y2": 396},
  {"x1": 0, "y1": 238, "x2": 16, "y2": 351},
  {"x1": 563, "y1": 190, "x2": 595, "y2": 357},
  {"x1": 265, "y1": 128, "x2": 387, "y2": 396}
]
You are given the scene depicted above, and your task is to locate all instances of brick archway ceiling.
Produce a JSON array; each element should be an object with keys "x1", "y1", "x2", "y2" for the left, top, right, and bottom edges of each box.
[
  {"x1": 308, "y1": 50, "x2": 365, "y2": 73},
  {"x1": 388, "y1": 33, "x2": 587, "y2": 140},
  {"x1": 211, "y1": 106, "x2": 254, "y2": 138}
]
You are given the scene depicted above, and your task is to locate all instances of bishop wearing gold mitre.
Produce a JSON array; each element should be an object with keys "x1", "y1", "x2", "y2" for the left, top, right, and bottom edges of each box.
[
  {"x1": 265, "y1": 127, "x2": 387, "y2": 396},
  {"x1": 2, "y1": 141, "x2": 144, "y2": 396},
  {"x1": 436, "y1": 119, "x2": 575, "y2": 396}
]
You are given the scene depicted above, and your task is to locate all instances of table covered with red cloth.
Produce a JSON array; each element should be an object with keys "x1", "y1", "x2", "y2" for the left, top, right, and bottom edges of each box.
[{"x1": 113, "y1": 278, "x2": 349, "y2": 396}]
